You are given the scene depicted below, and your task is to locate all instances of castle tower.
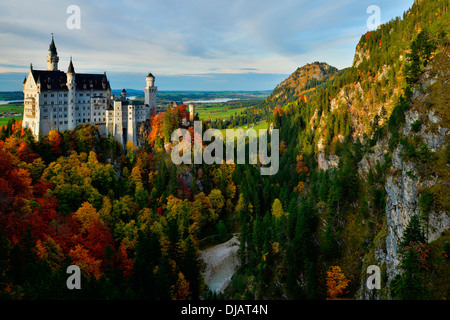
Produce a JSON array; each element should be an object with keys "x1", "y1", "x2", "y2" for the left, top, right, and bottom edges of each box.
[
  {"x1": 66, "y1": 57, "x2": 76, "y2": 130},
  {"x1": 127, "y1": 104, "x2": 136, "y2": 146},
  {"x1": 144, "y1": 72, "x2": 157, "y2": 115},
  {"x1": 189, "y1": 103, "x2": 195, "y2": 122},
  {"x1": 121, "y1": 88, "x2": 127, "y2": 100},
  {"x1": 46, "y1": 34, "x2": 59, "y2": 71},
  {"x1": 113, "y1": 100, "x2": 124, "y2": 146}
]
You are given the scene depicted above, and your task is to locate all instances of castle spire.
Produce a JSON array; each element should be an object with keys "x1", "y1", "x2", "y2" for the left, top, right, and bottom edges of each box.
[
  {"x1": 68, "y1": 56, "x2": 75, "y2": 73},
  {"x1": 49, "y1": 33, "x2": 57, "y2": 54},
  {"x1": 47, "y1": 33, "x2": 59, "y2": 71}
]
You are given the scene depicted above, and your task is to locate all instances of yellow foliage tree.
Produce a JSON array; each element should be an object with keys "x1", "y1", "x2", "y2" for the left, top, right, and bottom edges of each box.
[
  {"x1": 271, "y1": 198, "x2": 285, "y2": 219},
  {"x1": 209, "y1": 189, "x2": 224, "y2": 218},
  {"x1": 166, "y1": 194, "x2": 182, "y2": 220},
  {"x1": 74, "y1": 201, "x2": 101, "y2": 233}
]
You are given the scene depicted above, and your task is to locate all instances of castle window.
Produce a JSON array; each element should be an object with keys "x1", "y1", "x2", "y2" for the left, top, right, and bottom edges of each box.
[
  {"x1": 80, "y1": 93, "x2": 83, "y2": 96},
  {"x1": 44, "y1": 94, "x2": 47, "y2": 97},
  {"x1": 51, "y1": 94, "x2": 54, "y2": 97}
]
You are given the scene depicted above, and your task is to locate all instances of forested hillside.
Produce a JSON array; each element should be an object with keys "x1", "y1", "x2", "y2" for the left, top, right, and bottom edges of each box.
[
  {"x1": 264, "y1": 61, "x2": 340, "y2": 110},
  {"x1": 0, "y1": 0, "x2": 448, "y2": 300}
]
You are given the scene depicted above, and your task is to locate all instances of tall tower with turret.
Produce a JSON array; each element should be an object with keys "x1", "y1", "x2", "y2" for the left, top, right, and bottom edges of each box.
[
  {"x1": 47, "y1": 34, "x2": 59, "y2": 71},
  {"x1": 144, "y1": 72, "x2": 157, "y2": 114},
  {"x1": 66, "y1": 57, "x2": 76, "y2": 130}
]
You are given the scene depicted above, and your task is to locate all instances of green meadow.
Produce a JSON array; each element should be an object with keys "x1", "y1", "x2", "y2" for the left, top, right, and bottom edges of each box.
[
  {"x1": 196, "y1": 105, "x2": 248, "y2": 120},
  {"x1": 219, "y1": 119, "x2": 268, "y2": 138},
  {"x1": 0, "y1": 103, "x2": 23, "y2": 113},
  {"x1": 0, "y1": 116, "x2": 22, "y2": 127},
  {"x1": 0, "y1": 103, "x2": 23, "y2": 127}
]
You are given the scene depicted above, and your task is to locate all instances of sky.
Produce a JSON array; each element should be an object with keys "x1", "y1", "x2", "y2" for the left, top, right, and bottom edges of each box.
[{"x1": 0, "y1": 0, "x2": 414, "y2": 91}]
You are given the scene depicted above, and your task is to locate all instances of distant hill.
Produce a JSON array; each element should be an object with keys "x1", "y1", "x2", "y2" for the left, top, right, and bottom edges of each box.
[
  {"x1": 264, "y1": 61, "x2": 339, "y2": 108},
  {"x1": 0, "y1": 91, "x2": 23, "y2": 101},
  {"x1": 111, "y1": 89, "x2": 144, "y2": 98}
]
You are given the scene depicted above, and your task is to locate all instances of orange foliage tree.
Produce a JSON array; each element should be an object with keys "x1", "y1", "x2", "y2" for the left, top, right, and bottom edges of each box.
[
  {"x1": 69, "y1": 244, "x2": 102, "y2": 280},
  {"x1": 296, "y1": 154, "x2": 309, "y2": 176},
  {"x1": 177, "y1": 104, "x2": 190, "y2": 124},
  {"x1": 326, "y1": 266, "x2": 350, "y2": 299},
  {"x1": 149, "y1": 112, "x2": 164, "y2": 143},
  {"x1": 47, "y1": 130, "x2": 62, "y2": 155}
]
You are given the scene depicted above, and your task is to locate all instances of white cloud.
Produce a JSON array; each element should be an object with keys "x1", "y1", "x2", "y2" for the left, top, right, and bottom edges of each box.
[{"x1": 0, "y1": 0, "x2": 415, "y2": 89}]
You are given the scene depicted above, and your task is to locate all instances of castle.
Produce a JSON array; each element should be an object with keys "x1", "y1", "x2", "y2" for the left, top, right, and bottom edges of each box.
[{"x1": 22, "y1": 35, "x2": 162, "y2": 147}]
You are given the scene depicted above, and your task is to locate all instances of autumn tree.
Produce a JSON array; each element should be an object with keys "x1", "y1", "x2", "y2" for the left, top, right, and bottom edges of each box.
[
  {"x1": 171, "y1": 271, "x2": 191, "y2": 300},
  {"x1": 69, "y1": 244, "x2": 102, "y2": 280},
  {"x1": 74, "y1": 201, "x2": 101, "y2": 234},
  {"x1": 326, "y1": 266, "x2": 350, "y2": 299},
  {"x1": 271, "y1": 198, "x2": 284, "y2": 220},
  {"x1": 47, "y1": 130, "x2": 62, "y2": 155}
]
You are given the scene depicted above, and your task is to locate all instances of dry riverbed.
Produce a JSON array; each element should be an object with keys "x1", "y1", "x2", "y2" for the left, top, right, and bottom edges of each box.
[{"x1": 200, "y1": 234, "x2": 240, "y2": 294}]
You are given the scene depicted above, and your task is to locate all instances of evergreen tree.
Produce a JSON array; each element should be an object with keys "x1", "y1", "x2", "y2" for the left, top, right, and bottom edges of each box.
[
  {"x1": 179, "y1": 235, "x2": 202, "y2": 299},
  {"x1": 322, "y1": 222, "x2": 339, "y2": 260},
  {"x1": 132, "y1": 226, "x2": 163, "y2": 299},
  {"x1": 400, "y1": 215, "x2": 426, "y2": 248},
  {"x1": 390, "y1": 247, "x2": 429, "y2": 300},
  {"x1": 391, "y1": 215, "x2": 429, "y2": 300},
  {"x1": 163, "y1": 105, "x2": 175, "y2": 143}
]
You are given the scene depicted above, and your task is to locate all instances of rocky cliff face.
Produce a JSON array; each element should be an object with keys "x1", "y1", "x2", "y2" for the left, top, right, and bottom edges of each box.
[{"x1": 358, "y1": 48, "x2": 449, "y2": 299}]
